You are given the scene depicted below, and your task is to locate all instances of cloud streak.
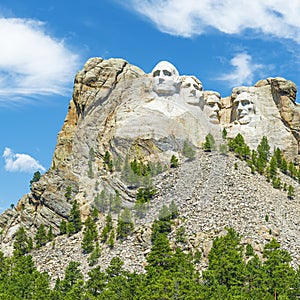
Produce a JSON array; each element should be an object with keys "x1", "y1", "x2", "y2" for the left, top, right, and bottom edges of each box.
[
  {"x1": 0, "y1": 18, "x2": 80, "y2": 104},
  {"x1": 3, "y1": 147, "x2": 46, "y2": 173},
  {"x1": 124, "y1": 0, "x2": 300, "y2": 42},
  {"x1": 218, "y1": 53, "x2": 263, "y2": 86}
]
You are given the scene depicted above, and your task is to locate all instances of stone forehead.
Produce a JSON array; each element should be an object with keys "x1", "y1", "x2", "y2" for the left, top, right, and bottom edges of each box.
[
  {"x1": 205, "y1": 91, "x2": 221, "y2": 99},
  {"x1": 151, "y1": 61, "x2": 179, "y2": 76},
  {"x1": 207, "y1": 94, "x2": 221, "y2": 103},
  {"x1": 181, "y1": 76, "x2": 202, "y2": 86},
  {"x1": 235, "y1": 91, "x2": 254, "y2": 102}
]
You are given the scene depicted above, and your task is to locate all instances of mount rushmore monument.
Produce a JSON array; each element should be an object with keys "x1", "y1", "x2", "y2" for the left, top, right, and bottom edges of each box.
[{"x1": 1, "y1": 56, "x2": 300, "y2": 261}]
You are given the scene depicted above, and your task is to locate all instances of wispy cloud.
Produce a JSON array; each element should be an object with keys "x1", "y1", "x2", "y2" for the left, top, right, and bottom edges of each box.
[
  {"x1": 3, "y1": 147, "x2": 46, "y2": 173},
  {"x1": 0, "y1": 18, "x2": 80, "y2": 104},
  {"x1": 218, "y1": 53, "x2": 263, "y2": 86},
  {"x1": 124, "y1": 0, "x2": 300, "y2": 42}
]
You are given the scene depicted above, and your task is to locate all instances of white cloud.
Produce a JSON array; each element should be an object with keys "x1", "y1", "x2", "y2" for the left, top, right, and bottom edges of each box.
[
  {"x1": 218, "y1": 53, "x2": 263, "y2": 86},
  {"x1": 124, "y1": 0, "x2": 300, "y2": 42},
  {"x1": 3, "y1": 147, "x2": 46, "y2": 173},
  {"x1": 0, "y1": 18, "x2": 80, "y2": 103}
]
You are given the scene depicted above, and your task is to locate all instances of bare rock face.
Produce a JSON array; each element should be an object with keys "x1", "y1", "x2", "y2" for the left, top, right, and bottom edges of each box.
[{"x1": 0, "y1": 57, "x2": 299, "y2": 262}]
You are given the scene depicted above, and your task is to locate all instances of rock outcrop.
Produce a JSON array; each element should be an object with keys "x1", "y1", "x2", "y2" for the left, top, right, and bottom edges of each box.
[{"x1": 0, "y1": 57, "x2": 299, "y2": 278}]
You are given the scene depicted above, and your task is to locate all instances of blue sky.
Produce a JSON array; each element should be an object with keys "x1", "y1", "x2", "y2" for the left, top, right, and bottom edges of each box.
[{"x1": 0, "y1": 0, "x2": 300, "y2": 212}]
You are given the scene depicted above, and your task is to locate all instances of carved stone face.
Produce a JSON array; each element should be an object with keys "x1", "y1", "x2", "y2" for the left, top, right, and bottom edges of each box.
[
  {"x1": 203, "y1": 94, "x2": 221, "y2": 124},
  {"x1": 180, "y1": 76, "x2": 203, "y2": 105},
  {"x1": 234, "y1": 92, "x2": 255, "y2": 124},
  {"x1": 152, "y1": 61, "x2": 179, "y2": 96}
]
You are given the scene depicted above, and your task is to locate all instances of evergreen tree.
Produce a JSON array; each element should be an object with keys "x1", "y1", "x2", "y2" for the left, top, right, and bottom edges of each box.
[
  {"x1": 91, "y1": 206, "x2": 99, "y2": 221},
  {"x1": 117, "y1": 209, "x2": 134, "y2": 240},
  {"x1": 64, "y1": 186, "x2": 72, "y2": 201},
  {"x1": 34, "y1": 224, "x2": 48, "y2": 249},
  {"x1": 257, "y1": 136, "x2": 270, "y2": 163},
  {"x1": 263, "y1": 238, "x2": 297, "y2": 299},
  {"x1": 287, "y1": 185, "x2": 295, "y2": 199},
  {"x1": 68, "y1": 200, "x2": 82, "y2": 235},
  {"x1": 182, "y1": 139, "x2": 195, "y2": 159},
  {"x1": 13, "y1": 227, "x2": 31, "y2": 257},
  {"x1": 108, "y1": 229, "x2": 115, "y2": 249},
  {"x1": 274, "y1": 147, "x2": 282, "y2": 166},
  {"x1": 95, "y1": 190, "x2": 108, "y2": 213},
  {"x1": 228, "y1": 133, "x2": 250, "y2": 159},
  {"x1": 59, "y1": 219, "x2": 67, "y2": 235},
  {"x1": 169, "y1": 200, "x2": 179, "y2": 219},
  {"x1": 30, "y1": 171, "x2": 41, "y2": 188},
  {"x1": 288, "y1": 161, "x2": 297, "y2": 178},
  {"x1": 222, "y1": 128, "x2": 228, "y2": 140},
  {"x1": 88, "y1": 242, "x2": 101, "y2": 267},
  {"x1": 81, "y1": 216, "x2": 98, "y2": 254},
  {"x1": 103, "y1": 150, "x2": 113, "y2": 172},
  {"x1": 170, "y1": 154, "x2": 179, "y2": 168},
  {"x1": 47, "y1": 226, "x2": 54, "y2": 241},
  {"x1": 280, "y1": 158, "x2": 288, "y2": 174},
  {"x1": 269, "y1": 155, "x2": 277, "y2": 178},
  {"x1": 111, "y1": 190, "x2": 122, "y2": 213},
  {"x1": 136, "y1": 186, "x2": 156, "y2": 204},
  {"x1": 57, "y1": 261, "x2": 84, "y2": 295},
  {"x1": 100, "y1": 213, "x2": 113, "y2": 243},
  {"x1": 203, "y1": 133, "x2": 215, "y2": 152},
  {"x1": 203, "y1": 228, "x2": 245, "y2": 290}
]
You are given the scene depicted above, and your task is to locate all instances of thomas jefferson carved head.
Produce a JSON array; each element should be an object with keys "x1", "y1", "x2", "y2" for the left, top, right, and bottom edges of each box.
[{"x1": 179, "y1": 76, "x2": 203, "y2": 105}]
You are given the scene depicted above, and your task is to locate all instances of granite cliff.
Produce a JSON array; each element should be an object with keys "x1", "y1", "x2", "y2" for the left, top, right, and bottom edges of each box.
[{"x1": 0, "y1": 58, "x2": 299, "y2": 279}]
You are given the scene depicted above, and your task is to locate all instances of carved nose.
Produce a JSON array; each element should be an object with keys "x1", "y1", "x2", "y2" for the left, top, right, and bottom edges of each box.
[
  {"x1": 159, "y1": 78, "x2": 165, "y2": 83},
  {"x1": 237, "y1": 103, "x2": 243, "y2": 111}
]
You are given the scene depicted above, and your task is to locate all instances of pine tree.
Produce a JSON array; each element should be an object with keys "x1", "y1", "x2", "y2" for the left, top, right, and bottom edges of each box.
[
  {"x1": 94, "y1": 190, "x2": 108, "y2": 213},
  {"x1": 13, "y1": 227, "x2": 30, "y2": 257},
  {"x1": 170, "y1": 154, "x2": 179, "y2": 168},
  {"x1": 169, "y1": 200, "x2": 179, "y2": 219},
  {"x1": 30, "y1": 171, "x2": 41, "y2": 188},
  {"x1": 47, "y1": 226, "x2": 54, "y2": 241},
  {"x1": 64, "y1": 186, "x2": 72, "y2": 201},
  {"x1": 108, "y1": 229, "x2": 115, "y2": 249},
  {"x1": 280, "y1": 158, "x2": 288, "y2": 174},
  {"x1": 91, "y1": 206, "x2": 99, "y2": 221},
  {"x1": 117, "y1": 209, "x2": 134, "y2": 240},
  {"x1": 60, "y1": 219, "x2": 67, "y2": 235},
  {"x1": 257, "y1": 136, "x2": 270, "y2": 163},
  {"x1": 222, "y1": 128, "x2": 228, "y2": 140},
  {"x1": 203, "y1": 228, "x2": 245, "y2": 290},
  {"x1": 183, "y1": 139, "x2": 195, "y2": 158},
  {"x1": 35, "y1": 224, "x2": 48, "y2": 249},
  {"x1": 81, "y1": 216, "x2": 98, "y2": 254},
  {"x1": 287, "y1": 185, "x2": 295, "y2": 199},
  {"x1": 111, "y1": 190, "x2": 122, "y2": 213},
  {"x1": 68, "y1": 200, "x2": 82, "y2": 235},
  {"x1": 269, "y1": 156, "x2": 277, "y2": 178},
  {"x1": 101, "y1": 213, "x2": 113, "y2": 242},
  {"x1": 103, "y1": 150, "x2": 113, "y2": 172},
  {"x1": 88, "y1": 242, "x2": 101, "y2": 267},
  {"x1": 203, "y1": 133, "x2": 215, "y2": 152}
]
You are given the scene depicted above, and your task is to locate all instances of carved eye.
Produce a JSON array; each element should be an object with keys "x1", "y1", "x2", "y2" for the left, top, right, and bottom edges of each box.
[
  {"x1": 163, "y1": 70, "x2": 172, "y2": 76},
  {"x1": 153, "y1": 70, "x2": 160, "y2": 77},
  {"x1": 241, "y1": 100, "x2": 250, "y2": 106},
  {"x1": 193, "y1": 84, "x2": 200, "y2": 90},
  {"x1": 184, "y1": 83, "x2": 191, "y2": 88},
  {"x1": 208, "y1": 103, "x2": 215, "y2": 107}
]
